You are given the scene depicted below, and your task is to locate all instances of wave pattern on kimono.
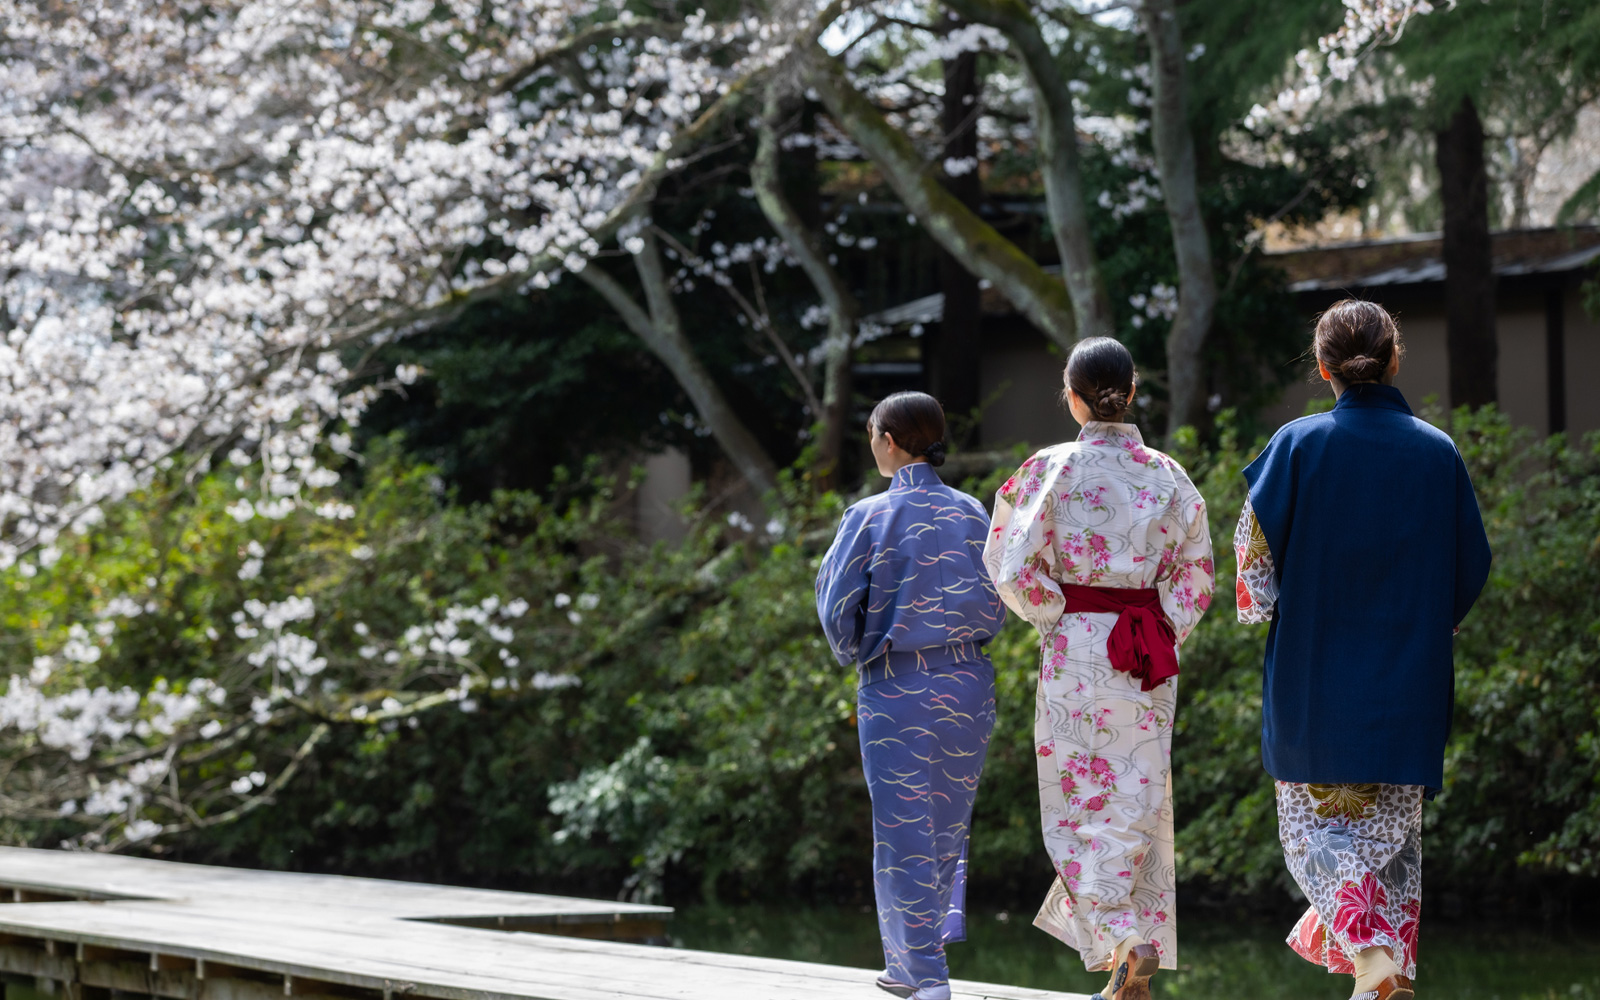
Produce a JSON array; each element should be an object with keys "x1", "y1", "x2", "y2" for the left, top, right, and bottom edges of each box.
[
  {"x1": 816, "y1": 461, "x2": 1006, "y2": 990},
  {"x1": 858, "y1": 659, "x2": 996, "y2": 990},
  {"x1": 1276, "y1": 781, "x2": 1423, "y2": 978},
  {"x1": 816, "y1": 461, "x2": 1006, "y2": 686},
  {"x1": 983, "y1": 421, "x2": 1213, "y2": 972}
]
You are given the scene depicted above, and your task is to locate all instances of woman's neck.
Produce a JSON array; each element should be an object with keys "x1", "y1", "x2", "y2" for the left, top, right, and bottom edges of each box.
[{"x1": 1329, "y1": 374, "x2": 1395, "y2": 400}]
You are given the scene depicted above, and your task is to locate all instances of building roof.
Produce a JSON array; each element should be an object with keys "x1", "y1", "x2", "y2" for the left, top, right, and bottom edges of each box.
[
  {"x1": 1267, "y1": 225, "x2": 1600, "y2": 292},
  {"x1": 862, "y1": 226, "x2": 1600, "y2": 328}
]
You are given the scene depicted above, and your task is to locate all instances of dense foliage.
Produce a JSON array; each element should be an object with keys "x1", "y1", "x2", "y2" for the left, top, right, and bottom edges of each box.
[{"x1": 3, "y1": 410, "x2": 1595, "y2": 917}]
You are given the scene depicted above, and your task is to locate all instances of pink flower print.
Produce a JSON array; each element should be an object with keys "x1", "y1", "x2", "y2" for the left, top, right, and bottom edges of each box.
[
  {"x1": 1052, "y1": 633, "x2": 1069, "y2": 652},
  {"x1": 1332, "y1": 874, "x2": 1394, "y2": 948},
  {"x1": 1117, "y1": 870, "x2": 1132, "y2": 878},
  {"x1": 1027, "y1": 584, "x2": 1047, "y2": 606},
  {"x1": 1157, "y1": 545, "x2": 1179, "y2": 574},
  {"x1": 999, "y1": 476, "x2": 1018, "y2": 502},
  {"x1": 1081, "y1": 485, "x2": 1107, "y2": 509},
  {"x1": 1398, "y1": 898, "x2": 1420, "y2": 963},
  {"x1": 1153, "y1": 911, "x2": 1169, "y2": 924},
  {"x1": 1084, "y1": 795, "x2": 1107, "y2": 812},
  {"x1": 1037, "y1": 743, "x2": 1054, "y2": 757},
  {"x1": 1197, "y1": 591, "x2": 1213, "y2": 612},
  {"x1": 1133, "y1": 488, "x2": 1157, "y2": 510},
  {"x1": 1061, "y1": 774, "x2": 1077, "y2": 796},
  {"x1": 1197, "y1": 557, "x2": 1214, "y2": 575},
  {"x1": 1060, "y1": 860, "x2": 1082, "y2": 888},
  {"x1": 1088, "y1": 534, "x2": 1111, "y2": 570},
  {"x1": 1121, "y1": 439, "x2": 1154, "y2": 465},
  {"x1": 1089, "y1": 757, "x2": 1114, "y2": 782}
]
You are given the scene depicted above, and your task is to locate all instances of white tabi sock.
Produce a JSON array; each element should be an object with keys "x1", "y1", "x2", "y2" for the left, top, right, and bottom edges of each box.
[{"x1": 1351, "y1": 946, "x2": 1402, "y2": 996}]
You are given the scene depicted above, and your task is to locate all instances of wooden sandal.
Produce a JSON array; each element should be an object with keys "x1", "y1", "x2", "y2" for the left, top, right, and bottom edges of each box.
[
  {"x1": 1352, "y1": 974, "x2": 1414, "y2": 1000},
  {"x1": 1090, "y1": 943, "x2": 1160, "y2": 1000}
]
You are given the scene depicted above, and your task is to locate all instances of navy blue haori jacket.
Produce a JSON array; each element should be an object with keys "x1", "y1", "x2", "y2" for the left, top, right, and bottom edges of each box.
[{"x1": 1243, "y1": 383, "x2": 1492, "y2": 793}]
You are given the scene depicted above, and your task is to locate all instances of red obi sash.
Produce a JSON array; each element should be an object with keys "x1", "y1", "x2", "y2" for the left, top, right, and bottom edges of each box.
[{"x1": 1060, "y1": 584, "x2": 1178, "y2": 692}]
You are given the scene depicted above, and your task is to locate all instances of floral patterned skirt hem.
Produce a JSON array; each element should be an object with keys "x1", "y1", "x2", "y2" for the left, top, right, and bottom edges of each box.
[
  {"x1": 1033, "y1": 877, "x2": 1176, "y2": 973},
  {"x1": 1276, "y1": 781, "x2": 1423, "y2": 980}
]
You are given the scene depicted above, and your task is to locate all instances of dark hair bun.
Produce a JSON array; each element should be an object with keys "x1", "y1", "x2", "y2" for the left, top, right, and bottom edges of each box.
[
  {"x1": 1095, "y1": 387, "x2": 1129, "y2": 416},
  {"x1": 1338, "y1": 355, "x2": 1384, "y2": 382},
  {"x1": 922, "y1": 440, "x2": 947, "y2": 467},
  {"x1": 1064, "y1": 337, "x2": 1137, "y2": 422},
  {"x1": 1313, "y1": 300, "x2": 1403, "y2": 386}
]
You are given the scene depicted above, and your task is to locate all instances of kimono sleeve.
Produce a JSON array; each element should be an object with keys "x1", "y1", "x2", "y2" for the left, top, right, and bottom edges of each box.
[
  {"x1": 815, "y1": 504, "x2": 873, "y2": 666},
  {"x1": 982, "y1": 453, "x2": 1067, "y2": 636},
  {"x1": 1452, "y1": 451, "x2": 1492, "y2": 626},
  {"x1": 1234, "y1": 496, "x2": 1278, "y2": 625},
  {"x1": 1155, "y1": 470, "x2": 1215, "y2": 646}
]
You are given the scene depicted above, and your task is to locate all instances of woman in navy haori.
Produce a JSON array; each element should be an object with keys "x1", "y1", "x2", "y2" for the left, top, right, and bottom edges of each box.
[
  {"x1": 816, "y1": 392, "x2": 1005, "y2": 1000},
  {"x1": 1236, "y1": 300, "x2": 1491, "y2": 1000}
]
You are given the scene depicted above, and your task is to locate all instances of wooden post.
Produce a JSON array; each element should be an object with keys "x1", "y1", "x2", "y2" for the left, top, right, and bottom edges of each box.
[{"x1": 1546, "y1": 284, "x2": 1566, "y2": 435}]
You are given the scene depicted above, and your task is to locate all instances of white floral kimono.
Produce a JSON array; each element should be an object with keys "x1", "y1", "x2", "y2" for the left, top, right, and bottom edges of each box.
[{"x1": 984, "y1": 421, "x2": 1214, "y2": 972}]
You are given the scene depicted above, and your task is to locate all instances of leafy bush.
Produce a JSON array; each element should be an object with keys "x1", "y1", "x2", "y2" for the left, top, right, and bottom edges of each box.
[{"x1": 1, "y1": 413, "x2": 1595, "y2": 915}]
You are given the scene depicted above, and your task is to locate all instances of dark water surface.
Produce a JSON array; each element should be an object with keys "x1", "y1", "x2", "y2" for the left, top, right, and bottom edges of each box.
[{"x1": 672, "y1": 904, "x2": 1600, "y2": 999}]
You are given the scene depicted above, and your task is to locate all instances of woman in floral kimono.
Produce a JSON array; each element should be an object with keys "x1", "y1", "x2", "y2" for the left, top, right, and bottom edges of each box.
[
  {"x1": 816, "y1": 392, "x2": 1006, "y2": 1000},
  {"x1": 984, "y1": 338, "x2": 1214, "y2": 1000},
  {"x1": 1236, "y1": 300, "x2": 1491, "y2": 1000}
]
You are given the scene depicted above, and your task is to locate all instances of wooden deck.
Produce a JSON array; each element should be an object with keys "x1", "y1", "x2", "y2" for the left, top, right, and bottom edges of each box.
[{"x1": 0, "y1": 849, "x2": 1086, "y2": 1000}]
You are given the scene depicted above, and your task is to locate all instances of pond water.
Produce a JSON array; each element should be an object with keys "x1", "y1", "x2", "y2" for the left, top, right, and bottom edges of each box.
[{"x1": 672, "y1": 904, "x2": 1600, "y2": 999}]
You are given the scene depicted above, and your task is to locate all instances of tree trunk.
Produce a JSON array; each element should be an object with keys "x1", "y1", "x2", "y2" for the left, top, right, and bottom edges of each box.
[
  {"x1": 1142, "y1": 0, "x2": 1217, "y2": 435},
  {"x1": 942, "y1": 0, "x2": 1114, "y2": 343},
  {"x1": 752, "y1": 89, "x2": 856, "y2": 491},
  {"x1": 804, "y1": 43, "x2": 1080, "y2": 352},
  {"x1": 1436, "y1": 95, "x2": 1498, "y2": 409},
  {"x1": 578, "y1": 232, "x2": 780, "y2": 494},
  {"x1": 929, "y1": 28, "x2": 984, "y2": 429}
]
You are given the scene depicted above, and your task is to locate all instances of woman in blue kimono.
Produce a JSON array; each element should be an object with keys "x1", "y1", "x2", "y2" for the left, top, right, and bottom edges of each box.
[
  {"x1": 1235, "y1": 300, "x2": 1492, "y2": 1000},
  {"x1": 816, "y1": 392, "x2": 1006, "y2": 1000}
]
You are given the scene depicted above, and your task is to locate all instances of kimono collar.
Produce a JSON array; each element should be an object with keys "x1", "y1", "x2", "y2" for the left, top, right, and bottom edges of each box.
[
  {"x1": 1077, "y1": 420, "x2": 1146, "y2": 446},
  {"x1": 1333, "y1": 382, "x2": 1413, "y2": 416},
  {"x1": 891, "y1": 461, "x2": 942, "y2": 490}
]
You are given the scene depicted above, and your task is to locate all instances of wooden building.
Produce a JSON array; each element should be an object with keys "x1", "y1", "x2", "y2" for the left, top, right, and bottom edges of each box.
[{"x1": 858, "y1": 225, "x2": 1600, "y2": 447}]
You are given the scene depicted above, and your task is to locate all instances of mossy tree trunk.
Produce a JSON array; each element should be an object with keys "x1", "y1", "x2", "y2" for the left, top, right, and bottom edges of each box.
[
  {"x1": 803, "y1": 42, "x2": 1080, "y2": 353},
  {"x1": 941, "y1": 0, "x2": 1115, "y2": 345},
  {"x1": 578, "y1": 227, "x2": 780, "y2": 494},
  {"x1": 752, "y1": 87, "x2": 856, "y2": 491},
  {"x1": 1142, "y1": 0, "x2": 1217, "y2": 435}
]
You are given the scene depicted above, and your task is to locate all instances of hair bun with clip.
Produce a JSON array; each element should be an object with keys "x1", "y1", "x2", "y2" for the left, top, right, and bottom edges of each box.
[{"x1": 922, "y1": 440, "x2": 947, "y2": 467}]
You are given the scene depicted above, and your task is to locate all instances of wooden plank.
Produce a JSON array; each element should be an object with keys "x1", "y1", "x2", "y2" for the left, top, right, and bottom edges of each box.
[
  {"x1": 0, "y1": 850, "x2": 1087, "y2": 1000},
  {"x1": 0, "y1": 850, "x2": 668, "y2": 923}
]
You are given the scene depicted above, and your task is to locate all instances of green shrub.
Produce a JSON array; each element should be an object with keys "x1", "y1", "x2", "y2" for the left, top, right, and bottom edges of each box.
[{"x1": 1, "y1": 413, "x2": 1594, "y2": 912}]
